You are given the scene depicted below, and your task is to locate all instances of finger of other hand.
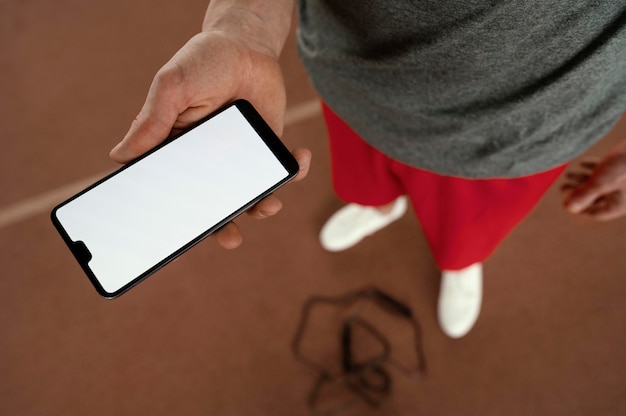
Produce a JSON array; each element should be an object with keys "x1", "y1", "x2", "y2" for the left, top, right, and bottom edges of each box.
[
  {"x1": 564, "y1": 180, "x2": 612, "y2": 214},
  {"x1": 583, "y1": 196, "x2": 625, "y2": 221},
  {"x1": 565, "y1": 172, "x2": 591, "y2": 184}
]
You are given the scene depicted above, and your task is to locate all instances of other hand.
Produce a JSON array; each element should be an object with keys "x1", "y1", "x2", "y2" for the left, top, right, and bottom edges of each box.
[{"x1": 562, "y1": 146, "x2": 626, "y2": 221}]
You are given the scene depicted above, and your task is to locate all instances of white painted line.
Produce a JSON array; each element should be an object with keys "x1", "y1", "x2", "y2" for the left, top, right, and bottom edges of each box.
[
  {"x1": 0, "y1": 99, "x2": 321, "y2": 230},
  {"x1": 284, "y1": 99, "x2": 320, "y2": 126},
  {"x1": 0, "y1": 173, "x2": 111, "y2": 229}
]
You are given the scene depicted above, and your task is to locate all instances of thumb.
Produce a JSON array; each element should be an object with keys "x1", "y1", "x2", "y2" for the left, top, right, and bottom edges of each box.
[{"x1": 110, "y1": 74, "x2": 182, "y2": 163}]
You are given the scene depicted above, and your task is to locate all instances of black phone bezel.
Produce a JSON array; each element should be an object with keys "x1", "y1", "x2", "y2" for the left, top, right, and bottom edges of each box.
[{"x1": 50, "y1": 99, "x2": 300, "y2": 298}]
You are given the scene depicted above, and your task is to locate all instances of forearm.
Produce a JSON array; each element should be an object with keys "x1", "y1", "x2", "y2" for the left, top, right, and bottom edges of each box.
[{"x1": 202, "y1": 0, "x2": 295, "y2": 59}]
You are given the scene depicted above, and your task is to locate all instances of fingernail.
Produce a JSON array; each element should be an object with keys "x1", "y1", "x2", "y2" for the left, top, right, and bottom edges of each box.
[
  {"x1": 567, "y1": 201, "x2": 583, "y2": 213},
  {"x1": 110, "y1": 141, "x2": 123, "y2": 154},
  {"x1": 109, "y1": 141, "x2": 128, "y2": 162}
]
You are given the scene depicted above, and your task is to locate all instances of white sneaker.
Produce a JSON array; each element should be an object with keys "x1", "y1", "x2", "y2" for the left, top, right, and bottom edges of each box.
[
  {"x1": 319, "y1": 197, "x2": 408, "y2": 252},
  {"x1": 437, "y1": 263, "x2": 483, "y2": 338}
]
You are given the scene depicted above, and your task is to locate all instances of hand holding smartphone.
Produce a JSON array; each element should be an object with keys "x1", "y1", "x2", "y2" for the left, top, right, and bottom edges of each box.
[{"x1": 51, "y1": 100, "x2": 299, "y2": 298}]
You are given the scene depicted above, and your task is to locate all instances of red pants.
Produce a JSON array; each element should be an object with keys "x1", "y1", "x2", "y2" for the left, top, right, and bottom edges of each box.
[{"x1": 322, "y1": 103, "x2": 567, "y2": 270}]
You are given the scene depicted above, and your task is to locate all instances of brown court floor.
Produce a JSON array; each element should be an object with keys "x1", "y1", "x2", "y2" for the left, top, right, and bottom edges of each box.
[{"x1": 2, "y1": 1, "x2": 626, "y2": 415}]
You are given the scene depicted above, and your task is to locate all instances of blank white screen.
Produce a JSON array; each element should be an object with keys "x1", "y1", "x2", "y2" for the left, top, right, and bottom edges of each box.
[{"x1": 55, "y1": 106, "x2": 288, "y2": 293}]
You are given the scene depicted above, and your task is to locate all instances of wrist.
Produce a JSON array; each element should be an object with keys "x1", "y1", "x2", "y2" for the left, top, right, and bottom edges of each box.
[{"x1": 202, "y1": 0, "x2": 294, "y2": 59}]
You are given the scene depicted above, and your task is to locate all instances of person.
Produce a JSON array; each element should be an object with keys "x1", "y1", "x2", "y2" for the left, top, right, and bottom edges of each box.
[{"x1": 110, "y1": 0, "x2": 626, "y2": 338}]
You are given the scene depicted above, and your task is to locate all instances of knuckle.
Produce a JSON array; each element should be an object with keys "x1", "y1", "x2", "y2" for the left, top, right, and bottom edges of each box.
[{"x1": 154, "y1": 63, "x2": 185, "y2": 90}]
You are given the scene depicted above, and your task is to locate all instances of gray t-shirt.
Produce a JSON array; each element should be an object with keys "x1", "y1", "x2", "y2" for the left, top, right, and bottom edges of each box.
[{"x1": 297, "y1": 1, "x2": 626, "y2": 178}]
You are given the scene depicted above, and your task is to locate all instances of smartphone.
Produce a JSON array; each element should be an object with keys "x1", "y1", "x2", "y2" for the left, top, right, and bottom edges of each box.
[{"x1": 51, "y1": 100, "x2": 299, "y2": 298}]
